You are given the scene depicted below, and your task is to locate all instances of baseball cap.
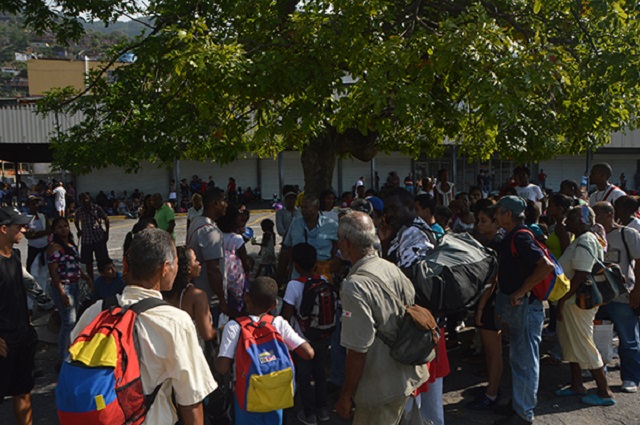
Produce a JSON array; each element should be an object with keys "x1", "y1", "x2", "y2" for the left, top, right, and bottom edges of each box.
[
  {"x1": 366, "y1": 196, "x2": 384, "y2": 213},
  {"x1": 0, "y1": 206, "x2": 32, "y2": 226},
  {"x1": 284, "y1": 191, "x2": 297, "y2": 198},
  {"x1": 348, "y1": 198, "x2": 373, "y2": 216},
  {"x1": 490, "y1": 195, "x2": 526, "y2": 217}
]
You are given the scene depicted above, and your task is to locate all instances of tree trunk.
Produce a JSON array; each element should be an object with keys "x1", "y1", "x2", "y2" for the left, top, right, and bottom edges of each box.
[{"x1": 301, "y1": 133, "x2": 337, "y2": 197}]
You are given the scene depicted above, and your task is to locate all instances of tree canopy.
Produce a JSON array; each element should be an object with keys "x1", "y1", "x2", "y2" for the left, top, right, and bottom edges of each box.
[{"x1": 6, "y1": 0, "x2": 640, "y2": 193}]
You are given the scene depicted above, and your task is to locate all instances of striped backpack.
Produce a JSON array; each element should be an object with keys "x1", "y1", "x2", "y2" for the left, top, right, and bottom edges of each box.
[
  {"x1": 234, "y1": 315, "x2": 295, "y2": 413},
  {"x1": 56, "y1": 297, "x2": 167, "y2": 425}
]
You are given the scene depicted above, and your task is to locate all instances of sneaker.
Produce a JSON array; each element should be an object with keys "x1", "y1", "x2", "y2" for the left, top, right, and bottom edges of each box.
[
  {"x1": 297, "y1": 410, "x2": 317, "y2": 425},
  {"x1": 622, "y1": 381, "x2": 638, "y2": 393},
  {"x1": 467, "y1": 394, "x2": 498, "y2": 411},
  {"x1": 317, "y1": 407, "x2": 330, "y2": 422}
]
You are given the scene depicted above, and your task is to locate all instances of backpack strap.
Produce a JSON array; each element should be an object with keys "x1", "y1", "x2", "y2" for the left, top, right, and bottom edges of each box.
[
  {"x1": 602, "y1": 185, "x2": 620, "y2": 203},
  {"x1": 621, "y1": 227, "x2": 632, "y2": 264},
  {"x1": 509, "y1": 227, "x2": 547, "y2": 257},
  {"x1": 356, "y1": 269, "x2": 408, "y2": 347},
  {"x1": 129, "y1": 297, "x2": 171, "y2": 315},
  {"x1": 102, "y1": 296, "x2": 120, "y2": 311}
]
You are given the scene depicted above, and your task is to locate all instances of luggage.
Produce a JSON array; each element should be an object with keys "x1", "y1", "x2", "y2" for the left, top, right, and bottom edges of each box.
[{"x1": 412, "y1": 233, "x2": 498, "y2": 315}]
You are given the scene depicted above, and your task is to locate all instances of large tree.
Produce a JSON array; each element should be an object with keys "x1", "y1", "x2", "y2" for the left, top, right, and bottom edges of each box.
[{"x1": 7, "y1": 0, "x2": 640, "y2": 194}]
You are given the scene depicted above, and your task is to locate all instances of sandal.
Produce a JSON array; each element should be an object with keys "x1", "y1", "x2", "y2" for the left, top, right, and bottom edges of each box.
[
  {"x1": 581, "y1": 394, "x2": 616, "y2": 406},
  {"x1": 555, "y1": 388, "x2": 587, "y2": 397}
]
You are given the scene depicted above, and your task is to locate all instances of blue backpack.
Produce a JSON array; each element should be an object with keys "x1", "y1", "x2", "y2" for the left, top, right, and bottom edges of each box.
[{"x1": 233, "y1": 315, "x2": 295, "y2": 413}]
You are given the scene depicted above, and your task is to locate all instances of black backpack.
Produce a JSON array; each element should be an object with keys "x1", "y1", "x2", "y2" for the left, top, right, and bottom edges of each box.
[
  {"x1": 296, "y1": 276, "x2": 338, "y2": 340},
  {"x1": 411, "y1": 232, "x2": 498, "y2": 315}
]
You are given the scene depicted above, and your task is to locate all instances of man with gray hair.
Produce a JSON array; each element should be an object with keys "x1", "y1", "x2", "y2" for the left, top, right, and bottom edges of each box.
[
  {"x1": 72, "y1": 229, "x2": 217, "y2": 424},
  {"x1": 335, "y1": 212, "x2": 428, "y2": 425}
]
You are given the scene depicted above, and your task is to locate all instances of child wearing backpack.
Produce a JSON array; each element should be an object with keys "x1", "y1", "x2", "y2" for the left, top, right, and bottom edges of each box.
[
  {"x1": 282, "y1": 243, "x2": 338, "y2": 425},
  {"x1": 215, "y1": 276, "x2": 314, "y2": 425}
]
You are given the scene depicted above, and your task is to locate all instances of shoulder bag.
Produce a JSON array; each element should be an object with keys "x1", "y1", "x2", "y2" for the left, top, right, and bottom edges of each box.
[
  {"x1": 358, "y1": 270, "x2": 439, "y2": 365},
  {"x1": 574, "y1": 243, "x2": 627, "y2": 310}
]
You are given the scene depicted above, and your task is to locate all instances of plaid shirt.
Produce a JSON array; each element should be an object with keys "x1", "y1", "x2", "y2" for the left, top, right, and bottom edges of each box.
[{"x1": 75, "y1": 203, "x2": 108, "y2": 244}]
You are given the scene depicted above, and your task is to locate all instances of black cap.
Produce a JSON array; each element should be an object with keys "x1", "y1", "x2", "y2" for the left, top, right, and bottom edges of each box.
[{"x1": 0, "y1": 206, "x2": 32, "y2": 226}]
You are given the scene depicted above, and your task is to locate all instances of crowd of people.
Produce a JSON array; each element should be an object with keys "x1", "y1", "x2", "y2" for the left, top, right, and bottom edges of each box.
[{"x1": 1, "y1": 161, "x2": 640, "y2": 425}]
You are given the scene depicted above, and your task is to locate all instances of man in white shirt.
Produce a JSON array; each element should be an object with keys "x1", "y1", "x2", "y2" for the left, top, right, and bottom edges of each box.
[
  {"x1": 513, "y1": 166, "x2": 544, "y2": 203},
  {"x1": 53, "y1": 182, "x2": 66, "y2": 217},
  {"x1": 72, "y1": 228, "x2": 217, "y2": 424},
  {"x1": 593, "y1": 202, "x2": 640, "y2": 393},
  {"x1": 615, "y1": 196, "x2": 640, "y2": 232},
  {"x1": 589, "y1": 163, "x2": 626, "y2": 206}
]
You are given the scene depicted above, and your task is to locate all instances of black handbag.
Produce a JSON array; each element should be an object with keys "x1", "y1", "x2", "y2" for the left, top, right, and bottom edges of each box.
[
  {"x1": 359, "y1": 270, "x2": 439, "y2": 365},
  {"x1": 574, "y1": 244, "x2": 627, "y2": 310}
]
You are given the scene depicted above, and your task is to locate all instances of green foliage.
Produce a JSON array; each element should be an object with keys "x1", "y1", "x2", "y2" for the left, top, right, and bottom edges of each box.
[{"x1": 8, "y1": 0, "x2": 640, "y2": 173}]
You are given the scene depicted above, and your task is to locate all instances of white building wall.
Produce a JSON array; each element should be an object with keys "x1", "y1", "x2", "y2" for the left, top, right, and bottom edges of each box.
[
  {"x1": 540, "y1": 154, "x2": 638, "y2": 192},
  {"x1": 376, "y1": 152, "x2": 413, "y2": 190},
  {"x1": 179, "y1": 156, "x2": 259, "y2": 193},
  {"x1": 282, "y1": 151, "x2": 305, "y2": 190},
  {"x1": 76, "y1": 162, "x2": 171, "y2": 199},
  {"x1": 259, "y1": 157, "x2": 280, "y2": 199}
]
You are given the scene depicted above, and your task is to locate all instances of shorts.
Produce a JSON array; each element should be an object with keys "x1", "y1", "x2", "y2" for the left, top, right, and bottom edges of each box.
[
  {"x1": 80, "y1": 240, "x2": 109, "y2": 265},
  {"x1": 476, "y1": 293, "x2": 498, "y2": 332},
  {"x1": 0, "y1": 327, "x2": 38, "y2": 401}
]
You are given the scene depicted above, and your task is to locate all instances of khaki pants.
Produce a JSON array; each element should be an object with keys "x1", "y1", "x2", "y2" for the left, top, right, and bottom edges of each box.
[{"x1": 353, "y1": 395, "x2": 409, "y2": 425}]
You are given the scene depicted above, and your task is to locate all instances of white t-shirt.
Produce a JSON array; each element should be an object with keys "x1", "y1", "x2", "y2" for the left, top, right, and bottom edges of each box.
[
  {"x1": 627, "y1": 217, "x2": 640, "y2": 233},
  {"x1": 187, "y1": 207, "x2": 203, "y2": 222},
  {"x1": 53, "y1": 186, "x2": 66, "y2": 204},
  {"x1": 218, "y1": 315, "x2": 305, "y2": 360},
  {"x1": 515, "y1": 184, "x2": 544, "y2": 202},
  {"x1": 589, "y1": 183, "x2": 626, "y2": 206},
  {"x1": 223, "y1": 233, "x2": 244, "y2": 253},
  {"x1": 605, "y1": 227, "x2": 640, "y2": 299},
  {"x1": 283, "y1": 278, "x2": 314, "y2": 337}
]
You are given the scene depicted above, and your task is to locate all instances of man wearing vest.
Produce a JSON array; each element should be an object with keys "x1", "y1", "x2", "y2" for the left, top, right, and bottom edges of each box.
[
  {"x1": 492, "y1": 196, "x2": 554, "y2": 425},
  {"x1": 589, "y1": 163, "x2": 626, "y2": 207}
]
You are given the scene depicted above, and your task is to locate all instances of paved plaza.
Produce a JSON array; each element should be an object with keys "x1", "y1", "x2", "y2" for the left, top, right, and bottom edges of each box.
[{"x1": 1, "y1": 214, "x2": 639, "y2": 424}]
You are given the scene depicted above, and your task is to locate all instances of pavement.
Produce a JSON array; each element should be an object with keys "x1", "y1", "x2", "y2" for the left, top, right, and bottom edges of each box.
[{"x1": 2, "y1": 213, "x2": 640, "y2": 424}]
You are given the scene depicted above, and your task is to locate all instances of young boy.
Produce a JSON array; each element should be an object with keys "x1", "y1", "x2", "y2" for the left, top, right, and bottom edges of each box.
[
  {"x1": 216, "y1": 276, "x2": 314, "y2": 425},
  {"x1": 91, "y1": 258, "x2": 126, "y2": 301},
  {"x1": 282, "y1": 243, "x2": 331, "y2": 425}
]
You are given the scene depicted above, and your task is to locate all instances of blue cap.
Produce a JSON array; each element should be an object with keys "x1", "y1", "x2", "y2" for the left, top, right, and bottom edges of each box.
[
  {"x1": 491, "y1": 195, "x2": 526, "y2": 217},
  {"x1": 366, "y1": 196, "x2": 384, "y2": 213}
]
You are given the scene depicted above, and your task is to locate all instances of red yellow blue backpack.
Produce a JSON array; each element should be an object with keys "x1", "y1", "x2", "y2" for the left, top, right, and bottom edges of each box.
[
  {"x1": 510, "y1": 228, "x2": 571, "y2": 302},
  {"x1": 234, "y1": 315, "x2": 295, "y2": 413},
  {"x1": 56, "y1": 297, "x2": 167, "y2": 424}
]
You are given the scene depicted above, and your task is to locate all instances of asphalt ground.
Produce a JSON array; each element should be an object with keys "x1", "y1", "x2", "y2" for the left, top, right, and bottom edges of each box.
[{"x1": 2, "y1": 213, "x2": 640, "y2": 424}]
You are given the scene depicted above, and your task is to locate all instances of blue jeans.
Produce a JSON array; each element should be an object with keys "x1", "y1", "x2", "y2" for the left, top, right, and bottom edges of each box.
[
  {"x1": 50, "y1": 283, "x2": 79, "y2": 362},
  {"x1": 496, "y1": 292, "x2": 544, "y2": 422},
  {"x1": 603, "y1": 302, "x2": 640, "y2": 385}
]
